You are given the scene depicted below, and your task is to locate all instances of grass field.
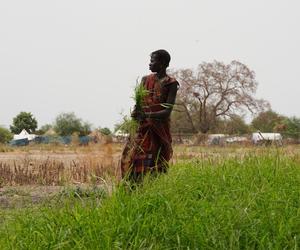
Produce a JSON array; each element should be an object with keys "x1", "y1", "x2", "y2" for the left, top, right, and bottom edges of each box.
[{"x1": 0, "y1": 146, "x2": 300, "y2": 249}]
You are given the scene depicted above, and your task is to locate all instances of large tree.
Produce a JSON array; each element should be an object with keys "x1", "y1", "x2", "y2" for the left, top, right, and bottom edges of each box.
[
  {"x1": 53, "y1": 112, "x2": 91, "y2": 136},
  {"x1": 171, "y1": 60, "x2": 269, "y2": 133},
  {"x1": 10, "y1": 112, "x2": 38, "y2": 134}
]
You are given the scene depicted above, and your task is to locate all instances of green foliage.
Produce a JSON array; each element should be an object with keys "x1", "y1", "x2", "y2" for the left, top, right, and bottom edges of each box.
[
  {"x1": 251, "y1": 111, "x2": 300, "y2": 139},
  {"x1": 171, "y1": 106, "x2": 197, "y2": 134},
  {"x1": 1, "y1": 153, "x2": 300, "y2": 249},
  {"x1": 283, "y1": 116, "x2": 300, "y2": 139},
  {"x1": 115, "y1": 79, "x2": 149, "y2": 137},
  {"x1": 79, "y1": 121, "x2": 92, "y2": 136},
  {"x1": 133, "y1": 78, "x2": 148, "y2": 111},
  {"x1": 10, "y1": 112, "x2": 38, "y2": 134},
  {"x1": 53, "y1": 112, "x2": 92, "y2": 136},
  {"x1": 114, "y1": 115, "x2": 138, "y2": 137},
  {"x1": 251, "y1": 110, "x2": 285, "y2": 132},
  {"x1": 98, "y1": 127, "x2": 112, "y2": 135},
  {"x1": 35, "y1": 124, "x2": 53, "y2": 135},
  {"x1": 214, "y1": 115, "x2": 250, "y2": 134},
  {"x1": 0, "y1": 127, "x2": 13, "y2": 143}
]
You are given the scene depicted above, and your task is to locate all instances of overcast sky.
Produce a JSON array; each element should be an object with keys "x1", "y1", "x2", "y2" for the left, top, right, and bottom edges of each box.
[{"x1": 1, "y1": 0, "x2": 299, "y2": 130}]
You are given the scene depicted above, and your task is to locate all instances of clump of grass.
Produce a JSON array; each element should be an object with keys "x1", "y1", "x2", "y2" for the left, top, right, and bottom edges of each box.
[
  {"x1": 57, "y1": 185, "x2": 108, "y2": 200},
  {"x1": 1, "y1": 153, "x2": 300, "y2": 249},
  {"x1": 117, "y1": 79, "x2": 148, "y2": 138},
  {"x1": 115, "y1": 115, "x2": 138, "y2": 138},
  {"x1": 133, "y1": 78, "x2": 148, "y2": 112}
]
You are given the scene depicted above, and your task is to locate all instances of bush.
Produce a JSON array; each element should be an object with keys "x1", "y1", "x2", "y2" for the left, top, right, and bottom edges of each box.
[
  {"x1": 53, "y1": 112, "x2": 92, "y2": 136},
  {"x1": 0, "y1": 127, "x2": 13, "y2": 143},
  {"x1": 98, "y1": 127, "x2": 112, "y2": 135}
]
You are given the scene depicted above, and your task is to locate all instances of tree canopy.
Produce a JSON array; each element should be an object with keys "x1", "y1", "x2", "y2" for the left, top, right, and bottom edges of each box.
[
  {"x1": 10, "y1": 112, "x2": 38, "y2": 134},
  {"x1": 53, "y1": 112, "x2": 91, "y2": 136},
  {"x1": 283, "y1": 117, "x2": 300, "y2": 139},
  {"x1": 251, "y1": 110, "x2": 285, "y2": 132},
  {"x1": 251, "y1": 111, "x2": 300, "y2": 139},
  {"x1": 171, "y1": 60, "x2": 269, "y2": 134}
]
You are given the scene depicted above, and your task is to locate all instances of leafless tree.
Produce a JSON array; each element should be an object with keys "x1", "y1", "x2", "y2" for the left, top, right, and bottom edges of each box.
[{"x1": 170, "y1": 60, "x2": 270, "y2": 133}]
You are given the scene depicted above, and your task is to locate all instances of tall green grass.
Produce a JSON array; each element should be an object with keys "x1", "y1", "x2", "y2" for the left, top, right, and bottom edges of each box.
[{"x1": 1, "y1": 153, "x2": 300, "y2": 249}]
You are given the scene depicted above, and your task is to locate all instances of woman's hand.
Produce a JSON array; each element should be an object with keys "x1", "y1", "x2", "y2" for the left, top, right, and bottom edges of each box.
[{"x1": 131, "y1": 109, "x2": 146, "y2": 121}]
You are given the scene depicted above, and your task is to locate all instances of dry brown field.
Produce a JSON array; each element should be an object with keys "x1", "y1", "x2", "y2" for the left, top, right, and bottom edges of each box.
[{"x1": 0, "y1": 143, "x2": 299, "y2": 208}]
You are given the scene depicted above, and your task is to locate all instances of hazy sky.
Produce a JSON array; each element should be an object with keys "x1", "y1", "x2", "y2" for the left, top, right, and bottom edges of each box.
[{"x1": 1, "y1": 0, "x2": 299, "y2": 130}]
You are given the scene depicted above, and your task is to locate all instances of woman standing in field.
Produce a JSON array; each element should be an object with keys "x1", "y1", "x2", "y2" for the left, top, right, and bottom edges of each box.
[{"x1": 121, "y1": 49, "x2": 179, "y2": 182}]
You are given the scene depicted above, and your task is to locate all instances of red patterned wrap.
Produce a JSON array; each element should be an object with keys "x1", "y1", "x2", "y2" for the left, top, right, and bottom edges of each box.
[{"x1": 120, "y1": 74, "x2": 178, "y2": 179}]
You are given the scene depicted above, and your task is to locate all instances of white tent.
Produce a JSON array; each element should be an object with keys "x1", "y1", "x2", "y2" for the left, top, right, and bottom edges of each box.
[
  {"x1": 114, "y1": 129, "x2": 129, "y2": 138},
  {"x1": 226, "y1": 136, "x2": 248, "y2": 143},
  {"x1": 251, "y1": 132, "x2": 282, "y2": 144},
  {"x1": 207, "y1": 134, "x2": 227, "y2": 145},
  {"x1": 13, "y1": 129, "x2": 36, "y2": 141}
]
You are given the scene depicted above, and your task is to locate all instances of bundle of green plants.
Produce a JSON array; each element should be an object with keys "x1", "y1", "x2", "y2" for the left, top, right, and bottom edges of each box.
[
  {"x1": 116, "y1": 115, "x2": 139, "y2": 138},
  {"x1": 133, "y1": 78, "x2": 148, "y2": 112},
  {"x1": 118, "y1": 79, "x2": 148, "y2": 138}
]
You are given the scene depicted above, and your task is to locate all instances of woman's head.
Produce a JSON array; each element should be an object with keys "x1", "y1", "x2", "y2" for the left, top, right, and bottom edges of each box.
[{"x1": 149, "y1": 49, "x2": 171, "y2": 72}]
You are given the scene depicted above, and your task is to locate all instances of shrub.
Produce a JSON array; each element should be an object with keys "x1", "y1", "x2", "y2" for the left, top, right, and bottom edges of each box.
[{"x1": 0, "y1": 127, "x2": 13, "y2": 143}]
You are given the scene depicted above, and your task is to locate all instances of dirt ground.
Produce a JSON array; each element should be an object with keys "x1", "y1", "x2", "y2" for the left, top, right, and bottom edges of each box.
[
  {"x1": 0, "y1": 144, "x2": 122, "y2": 209},
  {"x1": 0, "y1": 144, "x2": 122, "y2": 164}
]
